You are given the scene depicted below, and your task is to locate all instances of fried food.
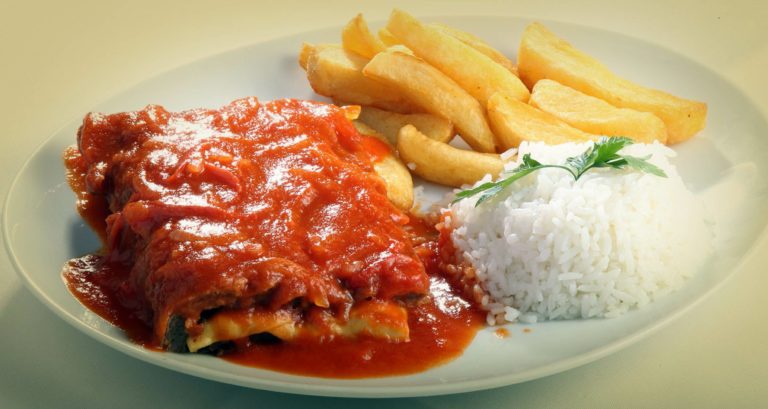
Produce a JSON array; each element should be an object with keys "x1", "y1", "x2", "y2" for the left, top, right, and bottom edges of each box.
[
  {"x1": 385, "y1": 9, "x2": 529, "y2": 105},
  {"x1": 487, "y1": 92, "x2": 596, "y2": 149},
  {"x1": 353, "y1": 121, "x2": 415, "y2": 210},
  {"x1": 428, "y1": 23, "x2": 518, "y2": 76},
  {"x1": 529, "y1": 79, "x2": 668, "y2": 143},
  {"x1": 358, "y1": 106, "x2": 454, "y2": 144},
  {"x1": 342, "y1": 13, "x2": 387, "y2": 59},
  {"x1": 301, "y1": 43, "x2": 421, "y2": 113},
  {"x1": 397, "y1": 125, "x2": 504, "y2": 187},
  {"x1": 363, "y1": 49, "x2": 496, "y2": 152},
  {"x1": 518, "y1": 22, "x2": 706, "y2": 144}
]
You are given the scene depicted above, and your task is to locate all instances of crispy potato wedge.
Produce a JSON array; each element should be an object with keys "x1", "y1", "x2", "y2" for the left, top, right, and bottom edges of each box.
[
  {"x1": 488, "y1": 92, "x2": 597, "y2": 149},
  {"x1": 385, "y1": 44, "x2": 414, "y2": 55},
  {"x1": 299, "y1": 42, "x2": 336, "y2": 70},
  {"x1": 363, "y1": 49, "x2": 496, "y2": 152},
  {"x1": 340, "y1": 104, "x2": 361, "y2": 121},
  {"x1": 428, "y1": 23, "x2": 518, "y2": 76},
  {"x1": 397, "y1": 125, "x2": 504, "y2": 187},
  {"x1": 353, "y1": 120, "x2": 388, "y2": 144},
  {"x1": 378, "y1": 28, "x2": 401, "y2": 47},
  {"x1": 302, "y1": 43, "x2": 421, "y2": 114},
  {"x1": 386, "y1": 9, "x2": 529, "y2": 105},
  {"x1": 518, "y1": 22, "x2": 706, "y2": 144},
  {"x1": 341, "y1": 13, "x2": 387, "y2": 59},
  {"x1": 530, "y1": 79, "x2": 668, "y2": 144},
  {"x1": 353, "y1": 121, "x2": 414, "y2": 210},
  {"x1": 358, "y1": 106, "x2": 454, "y2": 144}
]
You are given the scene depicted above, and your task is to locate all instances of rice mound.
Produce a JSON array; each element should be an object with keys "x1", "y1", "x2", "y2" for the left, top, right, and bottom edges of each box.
[{"x1": 445, "y1": 141, "x2": 711, "y2": 325}]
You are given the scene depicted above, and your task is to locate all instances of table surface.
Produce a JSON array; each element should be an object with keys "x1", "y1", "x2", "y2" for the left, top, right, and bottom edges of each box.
[{"x1": 1, "y1": 1, "x2": 766, "y2": 407}]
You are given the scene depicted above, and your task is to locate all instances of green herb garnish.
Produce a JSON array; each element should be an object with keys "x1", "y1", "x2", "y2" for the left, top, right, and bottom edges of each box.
[{"x1": 453, "y1": 136, "x2": 667, "y2": 206}]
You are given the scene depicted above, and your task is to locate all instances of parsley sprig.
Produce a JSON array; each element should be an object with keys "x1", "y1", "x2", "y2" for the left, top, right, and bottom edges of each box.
[{"x1": 453, "y1": 137, "x2": 667, "y2": 206}]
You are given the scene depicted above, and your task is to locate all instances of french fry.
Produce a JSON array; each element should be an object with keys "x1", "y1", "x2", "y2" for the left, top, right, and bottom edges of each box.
[
  {"x1": 358, "y1": 106, "x2": 454, "y2": 144},
  {"x1": 386, "y1": 9, "x2": 529, "y2": 105},
  {"x1": 363, "y1": 49, "x2": 496, "y2": 152},
  {"x1": 529, "y1": 79, "x2": 667, "y2": 144},
  {"x1": 340, "y1": 104, "x2": 361, "y2": 121},
  {"x1": 299, "y1": 42, "x2": 336, "y2": 70},
  {"x1": 397, "y1": 125, "x2": 504, "y2": 187},
  {"x1": 352, "y1": 120, "x2": 388, "y2": 144},
  {"x1": 487, "y1": 92, "x2": 596, "y2": 149},
  {"x1": 518, "y1": 22, "x2": 706, "y2": 144},
  {"x1": 341, "y1": 13, "x2": 387, "y2": 59},
  {"x1": 352, "y1": 121, "x2": 415, "y2": 210},
  {"x1": 378, "y1": 28, "x2": 401, "y2": 47},
  {"x1": 302, "y1": 43, "x2": 421, "y2": 114},
  {"x1": 428, "y1": 23, "x2": 518, "y2": 76}
]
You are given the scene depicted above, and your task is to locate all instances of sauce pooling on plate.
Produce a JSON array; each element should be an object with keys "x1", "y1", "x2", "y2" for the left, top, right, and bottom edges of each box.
[{"x1": 62, "y1": 98, "x2": 482, "y2": 378}]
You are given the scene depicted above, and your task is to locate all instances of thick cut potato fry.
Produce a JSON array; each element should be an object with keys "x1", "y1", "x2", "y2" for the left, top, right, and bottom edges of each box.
[
  {"x1": 386, "y1": 9, "x2": 529, "y2": 105},
  {"x1": 378, "y1": 28, "x2": 401, "y2": 46},
  {"x1": 358, "y1": 106, "x2": 454, "y2": 144},
  {"x1": 397, "y1": 125, "x2": 503, "y2": 188},
  {"x1": 341, "y1": 13, "x2": 387, "y2": 59},
  {"x1": 302, "y1": 43, "x2": 421, "y2": 114},
  {"x1": 518, "y1": 23, "x2": 706, "y2": 144},
  {"x1": 488, "y1": 92, "x2": 596, "y2": 149},
  {"x1": 363, "y1": 51, "x2": 495, "y2": 152},
  {"x1": 428, "y1": 23, "x2": 518, "y2": 76},
  {"x1": 363, "y1": 50, "x2": 496, "y2": 152},
  {"x1": 530, "y1": 79, "x2": 667, "y2": 144},
  {"x1": 352, "y1": 121, "x2": 414, "y2": 210},
  {"x1": 373, "y1": 155, "x2": 415, "y2": 211},
  {"x1": 352, "y1": 120, "x2": 390, "y2": 145},
  {"x1": 299, "y1": 42, "x2": 336, "y2": 70}
]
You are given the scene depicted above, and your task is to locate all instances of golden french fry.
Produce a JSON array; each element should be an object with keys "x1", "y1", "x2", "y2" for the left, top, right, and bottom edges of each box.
[
  {"x1": 518, "y1": 22, "x2": 706, "y2": 144},
  {"x1": 397, "y1": 125, "x2": 504, "y2": 188},
  {"x1": 428, "y1": 23, "x2": 518, "y2": 76},
  {"x1": 353, "y1": 120, "x2": 389, "y2": 144},
  {"x1": 529, "y1": 79, "x2": 667, "y2": 144},
  {"x1": 299, "y1": 42, "x2": 336, "y2": 70},
  {"x1": 487, "y1": 92, "x2": 597, "y2": 149},
  {"x1": 341, "y1": 13, "x2": 387, "y2": 59},
  {"x1": 385, "y1": 44, "x2": 413, "y2": 55},
  {"x1": 378, "y1": 28, "x2": 401, "y2": 47},
  {"x1": 340, "y1": 104, "x2": 361, "y2": 121},
  {"x1": 352, "y1": 122, "x2": 414, "y2": 210},
  {"x1": 358, "y1": 106, "x2": 454, "y2": 144},
  {"x1": 386, "y1": 9, "x2": 529, "y2": 105},
  {"x1": 302, "y1": 43, "x2": 421, "y2": 114},
  {"x1": 363, "y1": 50, "x2": 496, "y2": 152}
]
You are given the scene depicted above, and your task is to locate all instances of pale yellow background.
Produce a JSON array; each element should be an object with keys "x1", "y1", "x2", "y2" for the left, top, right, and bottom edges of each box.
[{"x1": 1, "y1": 1, "x2": 766, "y2": 407}]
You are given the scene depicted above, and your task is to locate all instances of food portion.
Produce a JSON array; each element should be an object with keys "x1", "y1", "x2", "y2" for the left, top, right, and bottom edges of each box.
[
  {"x1": 487, "y1": 91, "x2": 596, "y2": 150},
  {"x1": 300, "y1": 43, "x2": 421, "y2": 114},
  {"x1": 356, "y1": 105, "x2": 454, "y2": 145},
  {"x1": 299, "y1": 10, "x2": 707, "y2": 189},
  {"x1": 529, "y1": 79, "x2": 668, "y2": 144},
  {"x1": 363, "y1": 49, "x2": 496, "y2": 153},
  {"x1": 62, "y1": 98, "x2": 481, "y2": 370},
  {"x1": 385, "y1": 9, "x2": 530, "y2": 105},
  {"x1": 445, "y1": 138, "x2": 711, "y2": 324},
  {"x1": 518, "y1": 22, "x2": 707, "y2": 144},
  {"x1": 59, "y1": 8, "x2": 715, "y2": 380},
  {"x1": 397, "y1": 125, "x2": 504, "y2": 188}
]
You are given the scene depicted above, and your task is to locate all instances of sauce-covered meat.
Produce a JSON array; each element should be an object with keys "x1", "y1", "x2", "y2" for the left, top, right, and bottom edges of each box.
[{"x1": 63, "y1": 98, "x2": 482, "y2": 377}]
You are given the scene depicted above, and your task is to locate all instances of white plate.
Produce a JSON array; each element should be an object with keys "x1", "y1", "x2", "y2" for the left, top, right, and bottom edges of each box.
[{"x1": 4, "y1": 16, "x2": 768, "y2": 398}]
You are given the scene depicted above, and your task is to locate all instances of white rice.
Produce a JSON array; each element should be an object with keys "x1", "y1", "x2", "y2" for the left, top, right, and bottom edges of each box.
[{"x1": 445, "y1": 141, "x2": 711, "y2": 324}]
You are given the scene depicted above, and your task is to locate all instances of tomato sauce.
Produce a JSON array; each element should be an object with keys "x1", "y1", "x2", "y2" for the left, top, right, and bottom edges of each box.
[
  {"x1": 62, "y1": 97, "x2": 483, "y2": 378},
  {"x1": 223, "y1": 276, "x2": 481, "y2": 378}
]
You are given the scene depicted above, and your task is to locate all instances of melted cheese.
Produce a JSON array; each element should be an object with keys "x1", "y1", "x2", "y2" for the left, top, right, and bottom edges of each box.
[{"x1": 187, "y1": 300, "x2": 409, "y2": 352}]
